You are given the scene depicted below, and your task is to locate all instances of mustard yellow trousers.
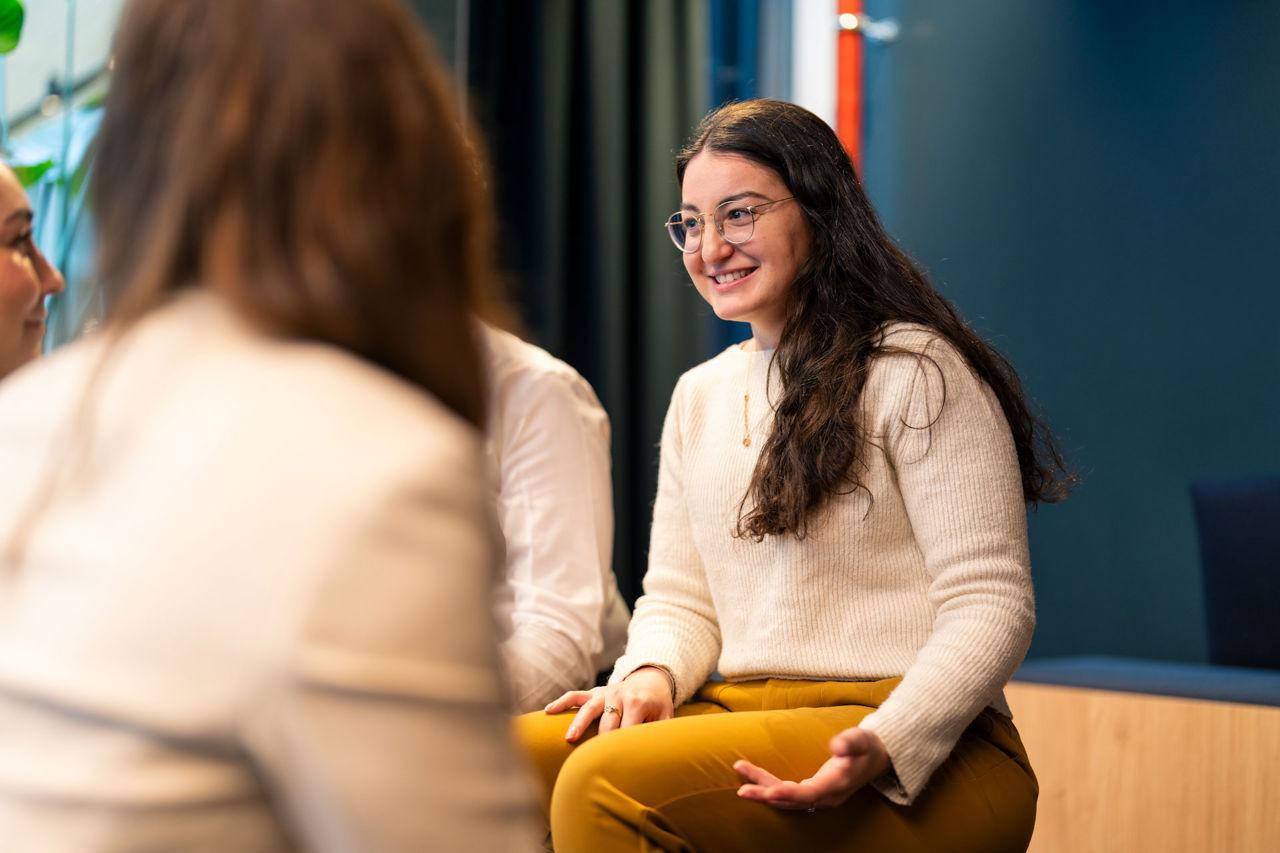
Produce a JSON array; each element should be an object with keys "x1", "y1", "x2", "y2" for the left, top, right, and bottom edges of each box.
[{"x1": 515, "y1": 678, "x2": 1036, "y2": 853}]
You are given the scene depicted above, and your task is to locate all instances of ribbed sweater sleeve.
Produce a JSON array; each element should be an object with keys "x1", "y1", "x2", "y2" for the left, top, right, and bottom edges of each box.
[
  {"x1": 857, "y1": 334, "x2": 1035, "y2": 804},
  {"x1": 609, "y1": 376, "x2": 722, "y2": 705}
]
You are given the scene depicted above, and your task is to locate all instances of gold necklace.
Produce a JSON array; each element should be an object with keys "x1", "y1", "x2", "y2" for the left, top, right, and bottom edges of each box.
[{"x1": 742, "y1": 341, "x2": 753, "y2": 447}]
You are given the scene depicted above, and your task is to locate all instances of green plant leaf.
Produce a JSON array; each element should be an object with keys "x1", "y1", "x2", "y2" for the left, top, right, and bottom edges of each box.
[
  {"x1": 12, "y1": 158, "x2": 54, "y2": 187},
  {"x1": 0, "y1": 0, "x2": 24, "y2": 55}
]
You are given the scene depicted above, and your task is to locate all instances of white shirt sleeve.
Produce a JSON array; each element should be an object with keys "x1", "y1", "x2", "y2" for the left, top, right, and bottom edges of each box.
[{"x1": 487, "y1": 333, "x2": 627, "y2": 711}]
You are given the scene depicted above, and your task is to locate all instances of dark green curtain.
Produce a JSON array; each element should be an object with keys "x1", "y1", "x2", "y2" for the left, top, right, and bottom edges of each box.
[
  {"x1": 454, "y1": 1, "x2": 714, "y2": 602},
  {"x1": 406, "y1": 0, "x2": 457, "y2": 65}
]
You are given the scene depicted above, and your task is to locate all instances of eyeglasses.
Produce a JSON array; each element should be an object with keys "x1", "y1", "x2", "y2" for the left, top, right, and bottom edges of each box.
[{"x1": 664, "y1": 196, "x2": 795, "y2": 254}]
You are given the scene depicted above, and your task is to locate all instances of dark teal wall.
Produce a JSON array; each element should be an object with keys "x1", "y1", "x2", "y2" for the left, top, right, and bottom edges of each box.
[
  {"x1": 407, "y1": 0, "x2": 460, "y2": 69},
  {"x1": 861, "y1": 1, "x2": 1280, "y2": 661}
]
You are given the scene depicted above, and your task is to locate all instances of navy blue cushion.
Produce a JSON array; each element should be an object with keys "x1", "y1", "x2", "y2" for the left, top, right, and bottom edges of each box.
[
  {"x1": 1013, "y1": 656, "x2": 1280, "y2": 707},
  {"x1": 1191, "y1": 475, "x2": 1280, "y2": 669}
]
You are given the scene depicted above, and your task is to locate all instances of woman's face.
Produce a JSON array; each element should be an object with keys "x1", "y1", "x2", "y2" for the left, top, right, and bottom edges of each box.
[
  {"x1": 0, "y1": 166, "x2": 64, "y2": 380},
  {"x1": 679, "y1": 151, "x2": 810, "y2": 348}
]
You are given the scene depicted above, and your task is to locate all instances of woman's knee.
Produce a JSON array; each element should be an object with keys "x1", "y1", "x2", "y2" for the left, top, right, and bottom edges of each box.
[
  {"x1": 553, "y1": 720, "x2": 732, "y2": 810},
  {"x1": 514, "y1": 710, "x2": 579, "y2": 803},
  {"x1": 550, "y1": 724, "x2": 681, "y2": 809},
  {"x1": 552, "y1": 729, "x2": 629, "y2": 800},
  {"x1": 548, "y1": 729, "x2": 677, "y2": 846}
]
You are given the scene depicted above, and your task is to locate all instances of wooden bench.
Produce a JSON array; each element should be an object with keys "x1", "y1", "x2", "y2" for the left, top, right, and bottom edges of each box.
[{"x1": 1007, "y1": 658, "x2": 1280, "y2": 853}]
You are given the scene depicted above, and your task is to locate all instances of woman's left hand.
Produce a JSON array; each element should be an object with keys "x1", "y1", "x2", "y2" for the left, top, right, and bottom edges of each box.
[{"x1": 733, "y1": 727, "x2": 890, "y2": 811}]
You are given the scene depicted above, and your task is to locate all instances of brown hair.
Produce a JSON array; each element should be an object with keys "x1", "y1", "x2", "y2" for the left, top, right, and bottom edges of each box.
[
  {"x1": 92, "y1": 0, "x2": 501, "y2": 426},
  {"x1": 676, "y1": 100, "x2": 1074, "y2": 539}
]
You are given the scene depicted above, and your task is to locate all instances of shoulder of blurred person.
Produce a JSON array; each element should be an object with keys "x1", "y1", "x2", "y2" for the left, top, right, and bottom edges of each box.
[
  {"x1": 0, "y1": 288, "x2": 507, "y2": 718},
  {"x1": 0, "y1": 290, "x2": 488, "y2": 517},
  {"x1": 0, "y1": 289, "x2": 503, "y2": 657}
]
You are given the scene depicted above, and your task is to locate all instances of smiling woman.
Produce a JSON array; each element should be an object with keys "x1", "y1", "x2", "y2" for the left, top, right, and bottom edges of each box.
[
  {"x1": 673, "y1": 153, "x2": 809, "y2": 349},
  {"x1": 518, "y1": 99, "x2": 1075, "y2": 853},
  {"x1": 0, "y1": 163, "x2": 64, "y2": 381}
]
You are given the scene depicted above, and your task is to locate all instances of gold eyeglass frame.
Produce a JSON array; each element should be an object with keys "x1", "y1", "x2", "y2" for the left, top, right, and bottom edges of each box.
[{"x1": 664, "y1": 196, "x2": 795, "y2": 254}]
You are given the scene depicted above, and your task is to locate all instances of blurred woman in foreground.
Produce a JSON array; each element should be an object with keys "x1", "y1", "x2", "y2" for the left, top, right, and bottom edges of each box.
[
  {"x1": 0, "y1": 163, "x2": 64, "y2": 381},
  {"x1": 0, "y1": 0, "x2": 535, "y2": 850}
]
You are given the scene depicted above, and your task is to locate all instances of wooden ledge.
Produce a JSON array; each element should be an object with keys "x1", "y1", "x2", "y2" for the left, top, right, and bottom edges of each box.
[{"x1": 1005, "y1": 681, "x2": 1280, "y2": 853}]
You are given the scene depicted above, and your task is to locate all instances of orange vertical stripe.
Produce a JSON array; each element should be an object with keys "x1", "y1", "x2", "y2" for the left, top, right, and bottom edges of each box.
[{"x1": 837, "y1": 0, "x2": 863, "y2": 174}]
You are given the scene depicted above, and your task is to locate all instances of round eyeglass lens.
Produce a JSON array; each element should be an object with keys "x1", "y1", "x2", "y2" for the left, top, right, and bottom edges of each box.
[
  {"x1": 666, "y1": 212, "x2": 700, "y2": 252},
  {"x1": 717, "y1": 204, "x2": 756, "y2": 245}
]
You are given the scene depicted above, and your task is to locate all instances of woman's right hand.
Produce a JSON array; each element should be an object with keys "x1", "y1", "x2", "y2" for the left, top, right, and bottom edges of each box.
[{"x1": 543, "y1": 666, "x2": 675, "y2": 742}]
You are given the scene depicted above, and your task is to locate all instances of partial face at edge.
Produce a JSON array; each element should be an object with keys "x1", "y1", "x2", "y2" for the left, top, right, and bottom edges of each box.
[
  {"x1": 679, "y1": 151, "x2": 810, "y2": 347},
  {"x1": 0, "y1": 166, "x2": 65, "y2": 380}
]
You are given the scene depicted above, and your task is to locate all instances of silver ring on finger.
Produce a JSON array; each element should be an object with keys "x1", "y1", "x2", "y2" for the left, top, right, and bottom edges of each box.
[{"x1": 603, "y1": 704, "x2": 622, "y2": 716}]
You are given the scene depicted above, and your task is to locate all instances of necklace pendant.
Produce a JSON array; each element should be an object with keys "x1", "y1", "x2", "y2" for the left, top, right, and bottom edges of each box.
[{"x1": 743, "y1": 436, "x2": 751, "y2": 447}]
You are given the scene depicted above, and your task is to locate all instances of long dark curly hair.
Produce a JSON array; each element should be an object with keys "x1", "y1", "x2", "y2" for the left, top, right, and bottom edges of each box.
[{"x1": 676, "y1": 100, "x2": 1074, "y2": 540}]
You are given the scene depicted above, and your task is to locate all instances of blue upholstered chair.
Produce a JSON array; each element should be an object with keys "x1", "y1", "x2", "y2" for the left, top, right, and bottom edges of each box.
[
  {"x1": 1190, "y1": 475, "x2": 1280, "y2": 671},
  {"x1": 1014, "y1": 474, "x2": 1280, "y2": 705}
]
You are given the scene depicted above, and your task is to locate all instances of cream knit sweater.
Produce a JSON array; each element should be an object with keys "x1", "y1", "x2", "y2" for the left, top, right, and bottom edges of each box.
[{"x1": 610, "y1": 324, "x2": 1035, "y2": 805}]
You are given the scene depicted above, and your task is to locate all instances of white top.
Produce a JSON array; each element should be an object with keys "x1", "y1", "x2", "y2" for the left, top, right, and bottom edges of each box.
[
  {"x1": 0, "y1": 292, "x2": 537, "y2": 852},
  {"x1": 482, "y1": 325, "x2": 629, "y2": 711},
  {"x1": 611, "y1": 324, "x2": 1035, "y2": 805}
]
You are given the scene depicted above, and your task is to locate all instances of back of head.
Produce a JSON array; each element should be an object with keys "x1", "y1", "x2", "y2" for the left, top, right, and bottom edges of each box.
[{"x1": 92, "y1": 0, "x2": 494, "y2": 425}]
